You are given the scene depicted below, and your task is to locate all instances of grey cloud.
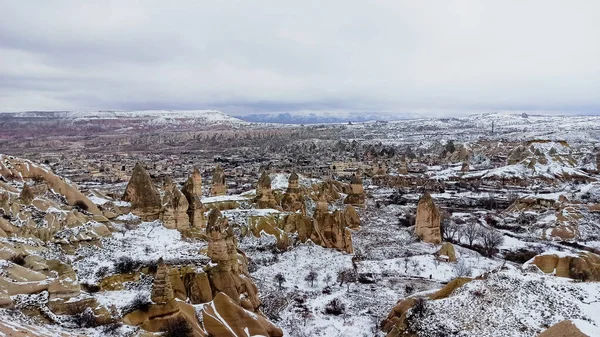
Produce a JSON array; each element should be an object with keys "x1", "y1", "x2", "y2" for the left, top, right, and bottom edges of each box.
[{"x1": 0, "y1": 1, "x2": 599, "y2": 114}]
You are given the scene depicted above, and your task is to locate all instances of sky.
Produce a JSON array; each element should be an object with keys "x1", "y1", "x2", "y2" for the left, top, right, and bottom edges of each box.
[{"x1": 0, "y1": 1, "x2": 599, "y2": 116}]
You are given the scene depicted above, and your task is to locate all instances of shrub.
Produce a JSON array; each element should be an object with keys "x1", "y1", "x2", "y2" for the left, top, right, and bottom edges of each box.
[
  {"x1": 324, "y1": 298, "x2": 346, "y2": 316},
  {"x1": 114, "y1": 256, "x2": 139, "y2": 274},
  {"x1": 411, "y1": 298, "x2": 428, "y2": 318},
  {"x1": 9, "y1": 255, "x2": 26, "y2": 266},
  {"x1": 163, "y1": 317, "x2": 193, "y2": 337},
  {"x1": 73, "y1": 200, "x2": 89, "y2": 212},
  {"x1": 81, "y1": 283, "x2": 101, "y2": 293},
  {"x1": 95, "y1": 266, "x2": 110, "y2": 279},
  {"x1": 123, "y1": 293, "x2": 151, "y2": 315},
  {"x1": 72, "y1": 307, "x2": 99, "y2": 328},
  {"x1": 102, "y1": 322, "x2": 123, "y2": 336}
]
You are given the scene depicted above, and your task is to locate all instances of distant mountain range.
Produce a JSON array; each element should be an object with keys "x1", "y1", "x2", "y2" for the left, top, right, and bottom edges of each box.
[{"x1": 238, "y1": 111, "x2": 404, "y2": 124}]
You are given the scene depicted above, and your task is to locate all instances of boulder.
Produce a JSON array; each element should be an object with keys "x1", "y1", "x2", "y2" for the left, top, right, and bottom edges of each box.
[
  {"x1": 210, "y1": 165, "x2": 226, "y2": 196},
  {"x1": 436, "y1": 242, "x2": 457, "y2": 262},
  {"x1": 122, "y1": 163, "x2": 161, "y2": 221},
  {"x1": 414, "y1": 192, "x2": 441, "y2": 244}
]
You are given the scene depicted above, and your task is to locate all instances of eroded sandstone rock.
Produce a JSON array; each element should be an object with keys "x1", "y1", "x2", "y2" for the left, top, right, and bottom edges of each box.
[
  {"x1": 281, "y1": 172, "x2": 305, "y2": 214},
  {"x1": 414, "y1": 192, "x2": 441, "y2": 244},
  {"x1": 181, "y1": 168, "x2": 206, "y2": 229},
  {"x1": 160, "y1": 178, "x2": 190, "y2": 230},
  {"x1": 122, "y1": 163, "x2": 161, "y2": 221},
  {"x1": 255, "y1": 171, "x2": 278, "y2": 209},
  {"x1": 210, "y1": 165, "x2": 226, "y2": 196},
  {"x1": 344, "y1": 174, "x2": 365, "y2": 207}
]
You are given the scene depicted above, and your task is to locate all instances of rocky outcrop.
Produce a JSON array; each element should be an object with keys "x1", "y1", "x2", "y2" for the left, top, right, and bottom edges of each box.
[
  {"x1": 461, "y1": 161, "x2": 470, "y2": 173},
  {"x1": 205, "y1": 209, "x2": 261, "y2": 311},
  {"x1": 255, "y1": 171, "x2": 278, "y2": 209},
  {"x1": 0, "y1": 154, "x2": 101, "y2": 215},
  {"x1": 344, "y1": 174, "x2": 365, "y2": 207},
  {"x1": 202, "y1": 292, "x2": 283, "y2": 337},
  {"x1": 398, "y1": 159, "x2": 408, "y2": 175},
  {"x1": 152, "y1": 260, "x2": 175, "y2": 304},
  {"x1": 281, "y1": 172, "x2": 305, "y2": 214},
  {"x1": 538, "y1": 320, "x2": 590, "y2": 337},
  {"x1": 160, "y1": 178, "x2": 190, "y2": 230},
  {"x1": 210, "y1": 165, "x2": 226, "y2": 196},
  {"x1": 414, "y1": 192, "x2": 441, "y2": 244},
  {"x1": 181, "y1": 168, "x2": 206, "y2": 229},
  {"x1": 382, "y1": 277, "x2": 472, "y2": 336},
  {"x1": 122, "y1": 163, "x2": 161, "y2": 221},
  {"x1": 529, "y1": 252, "x2": 600, "y2": 281},
  {"x1": 313, "y1": 197, "x2": 354, "y2": 253}
]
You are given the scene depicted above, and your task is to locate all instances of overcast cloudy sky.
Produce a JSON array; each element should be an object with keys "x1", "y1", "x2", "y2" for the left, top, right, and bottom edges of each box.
[{"x1": 1, "y1": 1, "x2": 598, "y2": 116}]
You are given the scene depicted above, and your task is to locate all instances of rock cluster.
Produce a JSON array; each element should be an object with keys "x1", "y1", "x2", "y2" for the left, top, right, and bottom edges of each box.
[
  {"x1": 344, "y1": 174, "x2": 366, "y2": 207},
  {"x1": 210, "y1": 165, "x2": 226, "y2": 196},
  {"x1": 160, "y1": 178, "x2": 191, "y2": 230},
  {"x1": 280, "y1": 193, "x2": 357, "y2": 254},
  {"x1": 122, "y1": 163, "x2": 161, "y2": 221},
  {"x1": 205, "y1": 209, "x2": 261, "y2": 311},
  {"x1": 281, "y1": 172, "x2": 305, "y2": 213},
  {"x1": 530, "y1": 252, "x2": 600, "y2": 281},
  {"x1": 414, "y1": 192, "x2": 441, "y2": 244},
  {"x1": 254, "y1": 171, "x2": 278, "y2": 209}
]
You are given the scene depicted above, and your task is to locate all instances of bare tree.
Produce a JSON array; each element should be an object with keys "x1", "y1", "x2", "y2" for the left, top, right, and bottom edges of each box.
[
  {"x1": 461, "y1": 221, "x2": 482, "y2": 247},
  {"x1": 305, "y1": 270, "x2": 318, "y2": 287},
  {"x1": 323, "y1": 274, "x2": 333, "y2": 287},
  {"x1": 481, "y1": 228, "x2": 504, "y2": 257},
  {"x1": 453, "y1": 260, "x2": 472, "y2": 277},
  {"x1": 274, "y1": 273, "x2": 286, "y2": 290},
  {"x1": 441, "y1": 220, "x2": 460, "y2": 241}
]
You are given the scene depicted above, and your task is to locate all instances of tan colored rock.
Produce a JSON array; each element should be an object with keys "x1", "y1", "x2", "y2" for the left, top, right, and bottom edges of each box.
[
  {"x1": 202, "y1": 292, "x2": 284, "y2": 337},
  {"x1": 19, "y1": 184, "x2": 34, "y2": 204},
  {"x1": 160, "y1": 178, "x2": 190, "y2": 230},
  {"x1": 151, "y1": 260, "x2": 175, "y2": 304},
  {"x1": 181, "y1": 168, "x2": 206, "y2": 229},
  {"x1": 461, "y1": 161, "x2": 470, "y2": 173},
  {"x1": 382, "y1": 277, "x2": 472, "y2": 336},
  {"x1": 205, "y1": 209, "x2": 261, "y2": 311},
  {"x1": 414, "y1": 192, "x2": 441, "y2": 244},
  {"x1": 181, "y1": 266, "x2": 213, "y2": 304},
  {"x1": 122, "y1": 163, "x2": 161, "y2": 221},
  {"x1": 538, "y1": 320, "x2": 590, "y2": 337},
  {"x1": 210, "y1": 165, "x2": 226, "y2": 196},
  {"x1": 255, "y1": 171, "x2": 278, "y2": 209},
  {"x1": 0, "y1": 154, "x2": 101, "y2": 215},
  {"x1": 436, "y1": 242, "x2": 457, "y2": 262},
  {"x1": 281, "y1": 172, "x2": 305, "y2": 214},
  {"x1": 344, "y1": 205, "x2": 361, "y2": 230},
  {"x1": 344, "y1": 174, "x2": 365, "y2": 207},
  {"x1": 531, "y1": 252, "x2": 600, "y2": 281},
  {"x1": 398, "y1": 159, "x2": 408, "y2": 175},
  {"x1": 313, "y1": 199, "x2": 354, "y2": 254}
]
